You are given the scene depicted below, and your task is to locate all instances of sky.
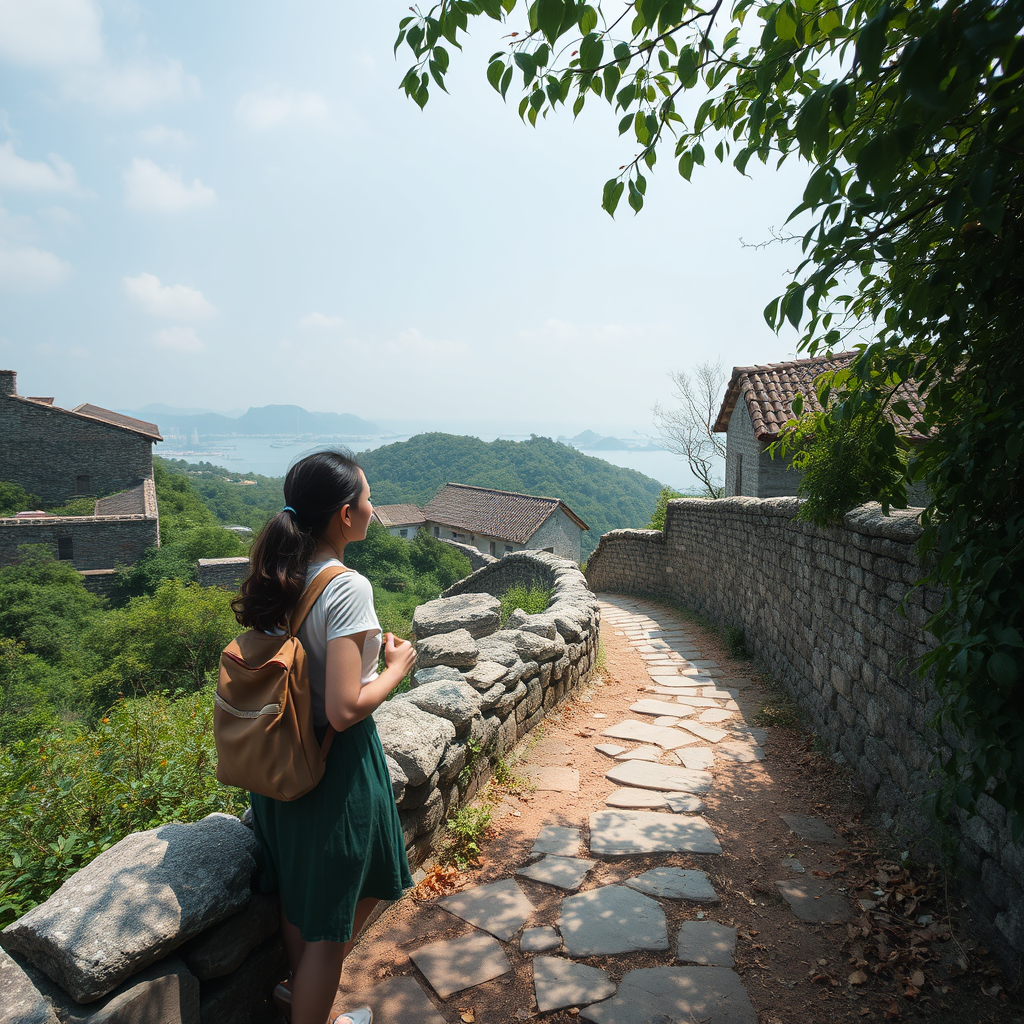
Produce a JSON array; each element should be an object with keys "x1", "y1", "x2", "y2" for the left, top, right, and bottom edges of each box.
[{"x1": 0, "y1": 0, "x2": 811, "y2": 438}]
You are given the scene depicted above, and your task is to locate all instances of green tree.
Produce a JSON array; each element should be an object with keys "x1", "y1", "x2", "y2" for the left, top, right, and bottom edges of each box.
[
  {"x1": 395, "y1": 0, "x2": 1024, "y2": 833},
  {"x1": 0, "y1": 482, "x2": 40, "y2": 517},
  {"x1": 646, "y1": 487, "x2": 684, "y2": 529}
]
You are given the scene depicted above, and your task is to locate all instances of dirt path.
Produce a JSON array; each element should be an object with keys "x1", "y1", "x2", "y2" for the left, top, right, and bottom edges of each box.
[{"x1": 331, "y1": 596, "x2": 1020, "y2": 1024}]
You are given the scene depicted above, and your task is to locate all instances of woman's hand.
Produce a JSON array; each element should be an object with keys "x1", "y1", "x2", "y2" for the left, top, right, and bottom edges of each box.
[{"x1": 382, "y1": 632, "x2": 416, "y2": 677}]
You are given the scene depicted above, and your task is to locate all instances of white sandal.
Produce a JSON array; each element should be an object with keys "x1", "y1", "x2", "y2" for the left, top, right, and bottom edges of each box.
[{"x1": 333, "y1": 1008, "x2": 372, "y2": 1024}]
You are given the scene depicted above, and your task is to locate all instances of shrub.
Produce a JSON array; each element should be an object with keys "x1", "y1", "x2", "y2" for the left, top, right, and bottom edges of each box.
[
  {"x1": 0, "y1": 480, "x2": 40, "y2": 517},
  {"x1": 439, "y1": 804, "x2": 492, "y2": 868},
  {"x1": 499, "y1": 584, "x2": 551, "y2": 626}
]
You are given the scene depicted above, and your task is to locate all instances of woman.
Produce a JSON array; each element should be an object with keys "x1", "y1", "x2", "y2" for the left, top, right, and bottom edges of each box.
[{"x1": 233, "y1": 450, "x2": 416, "y2": 1024}]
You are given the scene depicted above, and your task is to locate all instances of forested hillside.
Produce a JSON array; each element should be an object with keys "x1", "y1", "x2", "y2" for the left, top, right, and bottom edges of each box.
[{"x1": 359, "y1": 433, "x2": 665, "y2": 558}]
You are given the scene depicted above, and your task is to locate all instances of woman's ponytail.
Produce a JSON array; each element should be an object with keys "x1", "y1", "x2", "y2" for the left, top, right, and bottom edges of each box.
[{"x1": 232, "y1": 450, "x2": 362, "y2": 631}]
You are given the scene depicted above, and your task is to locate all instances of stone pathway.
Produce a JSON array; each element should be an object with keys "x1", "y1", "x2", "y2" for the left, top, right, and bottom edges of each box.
[{"x1": 338, "y1": 595, "x2": 862, "y2": 1022}]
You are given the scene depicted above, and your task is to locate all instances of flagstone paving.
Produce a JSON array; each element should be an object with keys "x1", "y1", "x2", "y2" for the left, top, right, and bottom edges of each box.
[{"x1": 356, "y1": 594, "x2": 864, "y2": 1022}]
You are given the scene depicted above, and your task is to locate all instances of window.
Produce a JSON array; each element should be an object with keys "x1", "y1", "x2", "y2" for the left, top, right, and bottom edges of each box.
[
  {"x1": 489, "y1": 541, "x2": 496, "y2": 556},
  {"x1": 57, "y1": 537, "x2": 74, "y2": 560},
  {"x1": 75, "y1": 474, "x2": 90, "y2": 494},
  {"x1": 399, "y1": 529, "x2": 408, "y2": 538},
  {"x1": 504, "y1": 545, "x2": 513, "y2": 553},
  {"x1": 433, "y1": 526, "x2": 439, "y2": 538}
]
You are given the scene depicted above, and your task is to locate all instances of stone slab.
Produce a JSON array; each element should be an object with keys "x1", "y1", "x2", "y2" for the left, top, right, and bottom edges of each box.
[
  {"x1": 689, "y1": 661, "x2": 719, "y2": 669},
  {"x1": 699, "y1": 709, "x2": 734, "y2": 723},
  {"x1": 437, "y1": 878, "x2": 535, "y2": 941},
  {"x1": 673, "y1": 748, "x2": 715, "y2": 771},
  {"x1": 699, "y1": 687, "x2": 735, "y2": 699},
  {"x1": 521, "y1": 926, "x2": 561, "y2": 953},
  {"x1": 663, "y1": 794, "x2": 706, "y2": 814},
  {"x1": 601, "y1": 720, "x2": 696, "y2": 750},
  {"x1": 532, "y1": 825, "x2": 582, "y2": 858},
  {"x1": 581, "y1": 966, "x2": 756, "y2": 1024},
  {"x1": 589, "y1": 810, "x2": 722, "y2": 856},
  {"x1": 604, "y1": 788, "x2": 669, "y2": 810},
  {"x1": 605, "y1": 760, "x2": 713, "y2": 795},
  {"x1": 626, "y1": 868, "x2": 719, "y2": 903},
  {"x1": 533, "y1": 957, "x2": 617, "y2": 1013},
  {"x1": 409, "y1": 931, "x2": 512, "y2": 999},
  {"x1": 337, "y1": 976, "x2": 445, "y2": 1024},
  {"x1": 781, "y1": 857, "x2": 805, "y2": 873},
  {"x1": 0, "y1": 814, "x2": 256, "y2": 1002},
  {"x1": 630, "y1": 699, "x2": 696, "y2": 718},
  {"x1": 558, "y1": 886, "x2": 668, "y2": 957},
  {"x1": 652, "y1": 716, "x2": 682, "y2": 727},
  {"x1": 673, "y1": 695, "x2": 721, "y2": 707},
  {"x1": 673, "y1": 720, "x2": 729, "y2": 743},
  {"x1": 730, "y1": 725, "x2": 767, "y2": 745},
  {"x1": 716, "y1": 742, "x2": 764, "y2": 763},
  {"x1": 648, "y1": 687, "x2": 696, "y2": 697},
  {"x1": 595, "y1": 743, "x2": 627, "y2": 757},
  {"x1": 614, "y1": 745, "x2": 663, "y2": 762},
  {"x1": 526, "y1": 766, "x2": 580, "y2": 792},
  {"x1": 780, "y1": 814, "x2": 844, "y2": 846},
  {"x1": 775, "y1": 879, "x2": 852, "y2": 923},
  {"x1": 518, "y1": 855, "x2": 595, "y2": 892},
  {"x1": 0, "y1": 949, "x2": 58, "y2": 1024},
  {"x1": 677, "y1": 921, "x2": 737, "y2": 966}
]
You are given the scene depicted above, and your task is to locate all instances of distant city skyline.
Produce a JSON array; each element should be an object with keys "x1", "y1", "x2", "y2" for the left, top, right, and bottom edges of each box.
[{"x1": 1, "y1": 0, "x2": 810, "y2": 437}]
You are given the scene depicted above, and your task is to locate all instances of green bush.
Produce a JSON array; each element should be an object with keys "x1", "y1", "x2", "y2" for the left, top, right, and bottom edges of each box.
[
  {"x1": 0, "y1": 690, "x2": 246, "y2": 927},
  {"x1": 647, "y1": 487, "x2": 685, "y2": 530},
  {"x1": 499, "y1": 584, "x2": 551, "y2": 626},
  {"x1": 0, "y1": 480, "x2": 40, "y2": 517}
]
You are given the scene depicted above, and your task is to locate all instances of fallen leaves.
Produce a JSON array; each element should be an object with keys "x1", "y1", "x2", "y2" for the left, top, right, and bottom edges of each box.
[
  {"x1": 849, "y1": 970, "x2": 869, "y2": 985},
  {"x1": 459, "y1": 1009, "x2": 476, "y2": 1023},
  {"x1": 411, "y1": 863, "x2": 463, "y2": 901}
]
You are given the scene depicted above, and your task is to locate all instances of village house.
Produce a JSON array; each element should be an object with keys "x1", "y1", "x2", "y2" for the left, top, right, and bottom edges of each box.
[
  {"x1": 0, "y1": 369, "x2": 161, "y2": 585},
  {"x1": 712, "y1": 352, "x2": 925, "y2": 499},
  {"x1": 373, "y1": 483, "x2": 590, "y2": 563}
]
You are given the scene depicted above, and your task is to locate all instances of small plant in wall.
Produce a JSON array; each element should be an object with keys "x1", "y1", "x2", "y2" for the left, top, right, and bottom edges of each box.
[{"x1": 440, "y1": 804, "x2": 493, "y2": 870}]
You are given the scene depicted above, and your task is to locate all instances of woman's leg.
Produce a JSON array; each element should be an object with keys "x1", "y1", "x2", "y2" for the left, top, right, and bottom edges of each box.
[
  {"x1": 341, "y1": 898, "x2": 379, "y2": 962},
  {"x1": 280, "y1": 904, "x2": 306, "y2": 977},
  {"x1": 290, "y1": 940, "x2": 346, "y2": 1024}
]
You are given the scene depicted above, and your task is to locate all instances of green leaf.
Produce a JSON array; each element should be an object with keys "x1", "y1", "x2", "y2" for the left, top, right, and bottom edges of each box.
[
  {"x1": 602, "y1": 178, "x2": 624, "y2": 215},
  {"x1": 855, "y1": 4, "x2": 888, "y2": 78},
  {"x1": 580, "y1": 32, "x2": 604, "y2": 70},
  {"x1": 678, "y1": 150, "x2": 694, "y2": 180},
  {"x1": 613, "y1": 41, "x2": 631, "y2": 63},
  {"x1": 537, "y1": 0, "x2": 565, "y2": 43},
  {"x1": 987, "y1": 651, "x2": 1018, "y2": 687},
  {"x1": 487, "y1": 60, "x2": 505, "y2": 93},
  {"x1": 515, "y1": 50, "x2": 537, "y2": 86},
  {"x1": 676, "y1": 47, "x2": 698, "y2": 86},
  {"x1": 500, "y1": 64, "x2": 514, "y2": 97},
  {"x1": 775, "y1": 4, "x2": 797, "y2": 41},
  {"x1": 578, "y1": 4, "x2": 598, "y2": 33},
  {"x1": 785, "y1": 283, "x2": 805, "y2": 328},
  {"x1": 603, "y1": 65, "x2": 621, "y2": 101}
]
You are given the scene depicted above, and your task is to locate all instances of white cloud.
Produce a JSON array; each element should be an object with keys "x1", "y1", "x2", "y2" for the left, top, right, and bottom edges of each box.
[
  {"x1": 234, "y1": 85, "x2": 329, "y2": 130},
  {"x1": 123, "y1": 272, "x2": 215, "y2": 319},
  {"x1": 139, "y1": 125, "x2": 193, "y2": 148},
  {"x1": 0, "y1": 240, "x2": 71, "y2": 290},
  {"x1": 299, "y1": 312, "x2": 345, "y2": 329},
  {"x1": 387, "y1": 327, "x2": 469, "y2": 358},
  {"x1": 123, "y1": 158, "x2": 216, "y2": 213},
  {"x1": 0, "y1": 141, "x2": 80, "y2": 192},
  {"x1": 0, "y1": 0, "x2": 198, "y2": 112},
  {"x1": 151, "y1": 326, "x2": 203, "y2": 353}
]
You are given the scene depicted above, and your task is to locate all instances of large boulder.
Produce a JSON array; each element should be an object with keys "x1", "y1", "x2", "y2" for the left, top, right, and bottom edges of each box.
[
  {"x1": 411, "y1": 665, "x2": 465, "y2": 688},
  {"x1": 373, "y1": 699, "x2": 456, "y2": 786},
  {"x1": 414, "y1": 629, "x2": 479, "y2": 670},
  {"x1": 514, "y1": 631, "x2": 565, "y2": 663},
  {"x1": 412, "y1": 594, "x2": 501, "y2": 640},
  {"x1": 0, "y1": 815, "x2": 256, "y2": 1003},
  {"x1": 198, "y1": 938, "x2": 288, "y2": 1024},
  {"x1": 180, "y1": 893, "x2": 279, "y2": 981},
  {"x1": 403, "y1": 680, "x2": 482, "y2": 728},
  {"x1": 463, "y1": 660, "x2": 509, "y2": 690},
  {"x1": 0, "y1": 949, "x2": 58, "y2": 1024}
]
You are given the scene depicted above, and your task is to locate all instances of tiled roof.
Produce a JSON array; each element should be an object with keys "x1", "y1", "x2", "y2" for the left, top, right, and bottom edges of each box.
[
  {"x1": 421, "y1": 483, "x2": 589, "y2": 545},
  {"x1": 372, "y1": 504, "x2": 426, "y2": 528},
  {"x1": 713, "y1": 352, "x2": 926, "y2": 441},
  {"x1": 71, "y1": 404, "x2": 163, "y2": 441}
]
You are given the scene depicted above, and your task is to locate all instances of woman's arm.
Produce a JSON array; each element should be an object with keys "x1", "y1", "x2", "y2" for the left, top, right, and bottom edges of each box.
[{"x1": 323, "y1": 631, "x2": 416, "y2": 732}]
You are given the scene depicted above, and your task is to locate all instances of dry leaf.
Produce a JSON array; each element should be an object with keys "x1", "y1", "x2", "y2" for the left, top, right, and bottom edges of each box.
[
  {"x1": 848, "y1": 970, "x2": 868, "y2": 985},
  {"x1": 460, "y1": 1011, "x2": 476, "y2": 1023},
  {"x1": 910, "y1": 970, "x2": 925, "y2": 987}
]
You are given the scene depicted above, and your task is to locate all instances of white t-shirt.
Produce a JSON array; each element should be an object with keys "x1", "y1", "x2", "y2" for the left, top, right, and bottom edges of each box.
[{"x1": 298, "y1": 559, "x2": 381, "y2": 728}]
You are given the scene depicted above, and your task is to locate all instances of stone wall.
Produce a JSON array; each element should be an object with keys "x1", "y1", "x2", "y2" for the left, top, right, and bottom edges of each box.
[
  {"x1": 441, "y1": 538, "x2": 498, "y2": 571},
  {"x1": 0, "y1": 480, "x2": 159, "y2": 571},
  {"x1": 198, "y1": 557, "x2": 251, "y2": 590},
  {"x1": 0, "y1": 389, "x2": 155, "y2": 505},
  {"x1": 585, "y1": 497, "x2": 1023, "y2": 959},
  {"x1": 0, "y1": 553, "x2": 601, "y2": 1024}
]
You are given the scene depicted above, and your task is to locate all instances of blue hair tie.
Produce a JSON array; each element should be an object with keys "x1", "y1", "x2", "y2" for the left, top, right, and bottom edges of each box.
[{"x1": 283, "y1": 506, "x2": 297, "y2": 517}]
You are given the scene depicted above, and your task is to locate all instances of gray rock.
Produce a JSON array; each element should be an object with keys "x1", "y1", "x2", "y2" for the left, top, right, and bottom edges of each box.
[
  {"x1": 495, "y1": 681, "x2": 527, "y2": 718},
  {"x1": 180, "y1": 893, "x2": 279, "y2": 981},
  {"x1": 475, "y1": 634, "x2": 521, "y2": 668},
  {"x1": 677, "y1": 921, "x2": 737, "y2": 966},
  {"x1": 401, "y1": 787, "x2": 445, "y2": 845},
  {"x1": 0, "y1": 815, "x2": 256, "y2": 1003},
  {"x1": 478, "y1": 681, "x2": 506, "y2": 712},
  {"x1": 409, "y1": 931, "x2": 511, "y2": 1000},
  {"x1": 517, "y1": 614, "x2": 557, "y2": 639},
  {"x1": 198, "y1": 937, "x2": 288, "y2": 1024},
  {"x1": 626, "y1": 868, "x2": 719, "y2": 903},
  {"x1": 604, "y1": 760, "x2": 713, "y2": 795},
  {"x1": 589, "y1": 810, "x2": 722, "y2": 856},
  {"x1": 414, "y1": 629, "x2": 479, "y2": 669},
  {"x1": 0, "y1": 949, "x2": 57, "y2": 1024},
  {"x1": 385, "y1": 755, "x2": 408, "y2": 804},
  {"x1": 558, "y1": 885, "x2": 668, "y2": 957},
  {"x1": 505, "y1": 608, "x2": 530, "y2": 630},
  {"x1": 411, "y1": 665, "x2": 465, "y2": 687},
  {"x1": 332, "y1": 976, "x2": 446, "y2": 1024},
  {"x1": 780, "y1": 814, "x2": 843, "y2": 846},
  {"x1": 533, "y1": 957, "x2": 616, "y2": 1013},
  {"x1": 22, "y1": 956, "x2": 199, "y2": 1024},
  {"x1": 604, "y1": 788, "x2": 670, "y2": 811},
  {"x1": 517, "y1": 855, "x2": 595, "y2": 892},
  {"x1": 436, "y1": 742, "x2": 467, "y2": 784},
  {"x1": 470, "y1": 714, "x2": 498, "y2": 753},
  {"x1": 531, "y1": 826, "x2": 581, "y2": 858},
  {"x1": 437, "y1": 878, "x2": 535, "y2": 942},
  {"x1": 774, "y1": 879, "x2": 851, "y2": 923},
  {"x1": 580, "y1": 966, "x2": 756, "y2": 1024},
  {"x1": 514, "y1": 631, "x2": 565, "y2": 663},
  {"x1": 373, "y1": 700, "x2": 456, "y2": 786},
  {"x1": 601, "y1": 720, "x2": 696, "y2": 750},
  {"x1": 403, "y1": 680, "x2": 482, "y2": 728},
  {"x1": 412, "y1": 593, "x2": 500, "y2": 640},
  {"x1": 663, "y1": 794, "x2": 706, "y2": 814},
  {"x1": 521, "y1": 927, "x2": 561, "y2": 953},
  {"x1": 464, "y1": 660, "x2": 509, "y2": 690}
]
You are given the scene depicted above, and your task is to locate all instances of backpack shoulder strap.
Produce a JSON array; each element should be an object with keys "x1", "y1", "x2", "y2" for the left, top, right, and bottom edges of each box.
[{"x1": 288, "y1": 565, "x2": 353, "y2": 637}]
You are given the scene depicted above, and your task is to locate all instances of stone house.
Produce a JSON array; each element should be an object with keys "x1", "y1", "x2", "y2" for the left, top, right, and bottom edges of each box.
[
  {"x1": 0, "y1": 369, "x2": 161, "y2": 583},
  {"x1": 712, "y1": 352, "x2": 925, "y2": 499},
  {"x1": 371, "y1": 503, "x2": 427, "y2": 539},
  {"x1": 420, "y1": 483, "x2": 589, "y2": 563}
]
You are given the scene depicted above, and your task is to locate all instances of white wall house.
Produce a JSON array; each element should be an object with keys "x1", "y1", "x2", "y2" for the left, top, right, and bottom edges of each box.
[{"x1": 370, "y1": 503, "x2": 426, "y2": 539}]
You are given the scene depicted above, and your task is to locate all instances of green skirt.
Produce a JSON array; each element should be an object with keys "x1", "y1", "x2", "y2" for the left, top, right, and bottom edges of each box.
[{"x1": 250, "y1": 715, "x2": 412, "y2": 943}]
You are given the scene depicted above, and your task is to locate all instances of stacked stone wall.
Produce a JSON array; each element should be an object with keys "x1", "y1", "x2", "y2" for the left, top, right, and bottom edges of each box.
[
  {"x1": 198, "y1": 557, "x2": 251, "y2": 590},
  {"x1": 585, "y1": 497, "x2": 1023, "y2": 959},
  {"x1": 441, "y1": 538, "x2": 498, "y2": 571}
]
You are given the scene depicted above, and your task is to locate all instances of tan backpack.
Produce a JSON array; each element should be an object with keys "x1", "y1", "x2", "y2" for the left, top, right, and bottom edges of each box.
[{"x1": 213, "y1": 565, "x2": 349, "y2": 801}]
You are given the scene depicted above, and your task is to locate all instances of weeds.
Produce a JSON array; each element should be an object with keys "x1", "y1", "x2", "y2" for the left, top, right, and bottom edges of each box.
[
  {"x1": 754, "y1": 688, "x2": 803, "y2": 729},
  {"x1": 439, "y1": 804, "x2": 492, "y2": 868},
  {"x1": 499, "y1": 584, "x2": 551, "y2": 626},
  {"x1": 458, "y1": 737, "x2": 482, "y2": 786},
  {"x1": 490, "y1": 752, "x2": 525, "y2": 790},
  {"x1": 723, "y1": 625, "x2": 749, "y2": 660},
  {"x1": 595, "y1": 639, "x2": 607, "y2": 673}
]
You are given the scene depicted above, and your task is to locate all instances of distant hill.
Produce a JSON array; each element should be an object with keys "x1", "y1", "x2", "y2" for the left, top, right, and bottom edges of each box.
[
  {"x1": 143, "y1": 404, "x2": 380, "y2": 438},
  {"x1": 359, "y1": 433, "x2": 665, "y2": 559}
]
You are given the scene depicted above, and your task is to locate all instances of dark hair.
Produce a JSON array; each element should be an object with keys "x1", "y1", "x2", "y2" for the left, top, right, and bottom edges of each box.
[{"x1": 232, "y1": 449, "x2": 363, "y2": 631}]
